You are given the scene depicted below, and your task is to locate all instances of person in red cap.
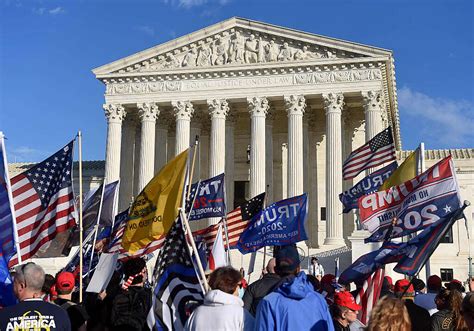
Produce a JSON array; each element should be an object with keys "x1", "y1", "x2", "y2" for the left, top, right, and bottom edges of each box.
[
  {"x1": 319, "y1": 274, "x2": 337, "y2": 304},
  {"x1": 394, "y1": 279, "x2": 430, "y2": 331},
  {"x1": 415, "y1": 275, "x2": 442, "y2": 315},
  {"x1": 54, "y1": 271, "x2": 89, "y2": 331},
  {"x1": 331, "y1": 291, "x2": 361, "y2": 331}
]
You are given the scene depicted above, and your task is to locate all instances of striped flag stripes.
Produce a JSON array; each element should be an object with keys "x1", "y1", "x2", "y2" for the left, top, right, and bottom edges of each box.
[
  {"x1": 9, "y1": 141, "x2": 76, "y2": 266},
  {"x1": 355, "y1": 268, "x2": 385, "y2": 325},
  {"x1": 343, "y1": 127, "x2": 396, "y2": 180}
]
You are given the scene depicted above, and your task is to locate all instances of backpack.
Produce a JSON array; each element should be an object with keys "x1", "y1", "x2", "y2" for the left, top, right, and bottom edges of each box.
[{"x1": 111, "y1": 286, "x2": 152, "y2": 331}]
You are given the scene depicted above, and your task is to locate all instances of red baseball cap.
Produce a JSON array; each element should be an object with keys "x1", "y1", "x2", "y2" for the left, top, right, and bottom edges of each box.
[
  {"x1": 334, "y1": 291, "x2": 362, "y2": 311},
  {"x1": 427, "y1": 275, "x2": 442, "y2": 290},
  {"x1": 56, "y1": 272, "x2": 75, "y2": 292},
  {"x1": 321, "y1": 274, "x2": 336, "y2": 285},
  {"x1": 394, "y1": 279, "x2": 414, "y2": 294}
]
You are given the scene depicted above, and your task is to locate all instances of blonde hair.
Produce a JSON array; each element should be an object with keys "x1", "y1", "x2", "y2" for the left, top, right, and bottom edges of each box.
[{"x1": 367, "y1": 296, "x2": 411, "y2": 331}]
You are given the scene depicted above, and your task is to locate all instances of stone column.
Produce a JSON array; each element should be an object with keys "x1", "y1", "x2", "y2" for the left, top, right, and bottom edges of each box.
[
  {"x1": 208, "y1": 99, "x2": 229, "y2": 177},
  {"x1": 284, "y1": 95, "x2": 306, "y2": 198},
  {"x1": 362, "y1": 91, "x2": 384, "y2": 141},
  {"x1": 248, "y1": 97, "x2": 269, "y2": 198},
  {"x1": 225, "y1": 112, "x2": 236, "y2": 211},
  {"x1": 137, "y1": 102, "x2": 159, "y2": 192},
  {"x1": 103, "y1": 104, "x2": 126, "y2": 184},
  {"x1": 119, "y1": 118, "x2": 136, "y2": 210},
  {"x1": 155, "y1": 115, "x2": 170, "y2": 174},
  {"x1": 323, "y1": 92, "x2": 346, "y2": 246},
  {"x1": 172, "y1": 101, "x2": 194, "y2": 155},
  {"x1": 266, "y1": 108, "x2": 275, "y2": 203}
]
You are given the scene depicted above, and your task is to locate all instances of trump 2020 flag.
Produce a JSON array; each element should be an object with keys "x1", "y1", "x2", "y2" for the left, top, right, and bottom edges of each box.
[
  {"x1": 236, "y1": 194, "x2": 308, "y2": 254},
  {"x1": 394, "y1": 203, "x2": 464, "y2": 276},
  {"x1": 185, "y1": 173, "x2": 226, "y2": 221},
  {"x1": 339, "y1": 162, "x2": 397, "y2": 213},
  {"x1": 0, "y1": 133, "x2": 18, "y2": 306},
  {"x1": 360, "y1": 156, "x2": 462, "y2": 242}
]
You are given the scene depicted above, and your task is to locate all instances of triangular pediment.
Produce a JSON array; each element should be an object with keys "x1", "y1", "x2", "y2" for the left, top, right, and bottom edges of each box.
[{"x1": 93, "y1": 17, "x2": 392, "y2": 77}]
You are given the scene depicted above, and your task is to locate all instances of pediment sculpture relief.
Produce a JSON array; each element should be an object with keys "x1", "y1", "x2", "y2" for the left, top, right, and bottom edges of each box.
[{"x1": 117, "y1": 30, "x2": 364, "y2": 74}]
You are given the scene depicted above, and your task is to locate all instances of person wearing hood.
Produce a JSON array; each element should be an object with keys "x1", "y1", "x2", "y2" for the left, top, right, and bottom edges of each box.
[
  {"x1": 254, "y1": 245, "x2": 334, "y2": 331},
  {"x1": 184, "y1": 266, "x2": 255, "y2": 331}
]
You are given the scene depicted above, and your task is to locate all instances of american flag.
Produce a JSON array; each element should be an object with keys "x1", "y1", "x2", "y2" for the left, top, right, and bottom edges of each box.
[
  {"x1": 148, "y1": 216, "x2": 204, "y2": 330},
  {"x1": 9, "y1": 141, "x2": 76, "y2": 266},
  {"x1": 343, "y1": 127, "x2": 396, "y2": 180},
  {"x1": 108, "y1": 209, "x2": 165, "y2": 260},
  {"x1": 193, "y1": 192, "x2": 265, "y2": 249},
  {"x1": 355, "y1": 268, "x2": 385, "y2": 325}
]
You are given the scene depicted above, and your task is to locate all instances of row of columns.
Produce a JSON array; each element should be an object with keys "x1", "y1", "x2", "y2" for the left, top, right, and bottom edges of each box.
[{"x1": 103, "y1": 91, "x2": 385, "y2": 245}]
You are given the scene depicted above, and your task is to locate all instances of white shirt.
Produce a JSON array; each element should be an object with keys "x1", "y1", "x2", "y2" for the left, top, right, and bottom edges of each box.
[{"x1": 309, "y1": 263, "x2": 325, "y2": 277}]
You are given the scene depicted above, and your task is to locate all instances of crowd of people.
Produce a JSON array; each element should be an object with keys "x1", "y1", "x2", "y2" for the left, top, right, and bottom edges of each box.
[{"x1": 1, "y1": 246, "x2": 474, "y2": 331}]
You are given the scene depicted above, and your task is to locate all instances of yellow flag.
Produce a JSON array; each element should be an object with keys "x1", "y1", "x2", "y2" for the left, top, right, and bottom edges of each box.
[
  {"x1": 379, "y1": 149, "x2": 417, "y2": 191},
  {"x1": 122, "y1": 149, "x2": 189, "y2": 252}
]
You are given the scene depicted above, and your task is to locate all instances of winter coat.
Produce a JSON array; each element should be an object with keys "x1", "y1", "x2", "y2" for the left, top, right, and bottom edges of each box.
[
  {"x1": 243, "y1": 273, "x2": 281, "y2": 316},
  {"x1": 184, "y1": 289, "x2": 255, "y2": 331},
  {"x1": 255, "y1": 271, "x2": 335, "y2": 331}
]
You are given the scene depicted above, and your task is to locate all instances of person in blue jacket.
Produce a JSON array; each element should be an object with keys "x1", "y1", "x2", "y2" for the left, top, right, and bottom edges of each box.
[{"x1": 254, "y1": 245, "x2": 335, "y2": 331}]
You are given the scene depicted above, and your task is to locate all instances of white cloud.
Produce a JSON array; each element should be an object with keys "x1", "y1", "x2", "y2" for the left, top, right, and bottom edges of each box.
[
  {"x1": 32, "y1": 6, "x2": 65, "y2": 15},
  {"x1": 135, "y1": 25, "x2": 155, "y2": 37},
  {"x1": 161, "y1": 0, "x2": 230, "y2": 8},
  {"x1": 48, "y1": 6, "x2": 65, "y2": 15},
  {"x1": 8, "y1": 146, "x2": 50, "y2": 163},
  {"x1": 398, "y1": 86, "x2": 474, "y2": 147}
]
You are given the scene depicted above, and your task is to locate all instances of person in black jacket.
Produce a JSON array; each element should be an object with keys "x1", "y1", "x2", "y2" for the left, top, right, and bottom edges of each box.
[
  {"x1": 394, "y1": 279, "x2": 430, "y2": 331},
  {"x1": 431, "y1": 287, "x2": 465, "y2": 331},
  {"x1": 242, "y1": 258, "x2": 280, "y2": 316}
]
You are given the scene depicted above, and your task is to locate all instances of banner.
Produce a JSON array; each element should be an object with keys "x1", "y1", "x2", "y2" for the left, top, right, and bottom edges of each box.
[
  {"x1": 360, "y1": 156, "x2": 462, "y2": 242},
  {"x1": 236, "y1": 194, "x2": 308, "y2": 254},
  {"x1": 339, "y1": 162, "x2": 397, "y2": 213},
  {"x1": 186, "y1": 173, "x2": 226, "y2": 221},
  {"x1": 122, "y1": 149, "x2": 188, "y2": 253}
]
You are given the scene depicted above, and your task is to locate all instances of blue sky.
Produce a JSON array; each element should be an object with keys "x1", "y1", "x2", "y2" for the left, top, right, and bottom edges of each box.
[{"x1": 1, "y1": 0, "x2": 473, "y2": 162}]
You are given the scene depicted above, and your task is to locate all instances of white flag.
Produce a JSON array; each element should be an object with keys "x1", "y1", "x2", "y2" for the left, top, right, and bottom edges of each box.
[{"x1": 209, "y1": 223, "x2": 226, "y2": 270}]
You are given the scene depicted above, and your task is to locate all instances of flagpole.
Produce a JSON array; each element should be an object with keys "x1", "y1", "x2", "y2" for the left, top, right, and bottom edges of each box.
[
  {"x1": 78, "y1": 131, "x2": 84, "y2": 302},
  {"x1": 180, "y1": 208, "x2": 210, "y2": 293},
  {"x1": 262, "y1": 185, "x2": 269, "y2": 271},
  {"x1": 222, "y1": 176, "x2": 231, "y2": 265},
  {"x1": 419, "y1": 142, "x2": 432, "y2": 280},
  {"x1": 186, "y1": 136, "x2": 199, "y2": 202},
  {"x1": 0, "y1": 132, "x2": 22, "y2": 265},
  {"x1": 88, "y1": 180, "x2": 106, "y2": 277}
]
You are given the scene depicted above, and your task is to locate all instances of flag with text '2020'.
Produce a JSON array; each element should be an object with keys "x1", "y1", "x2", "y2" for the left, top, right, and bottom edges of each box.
[
  {"x1": 236, "y1": 194, "x2": 308, "y2": 254},
  {"x1": 148, "y1": 216, "x2": 204, "y2": 331},
  {"x1": 360, "y1": 156, "x2": 461, "y2": 243},
  {"x1": 122, "y1": 149, "x2": 188, "y2": 253},
  {"x1": 9, "y1": 141, "x2": 76, "y2": 266},
  {"x1": 393, "y1": 206, "x2": 463, "y2": 276},
  {"x1": 185, "y1": 173, "x2": 226, "y2": 221},
  {"x1": 0, "y1": 134, "x2": 17, "y2": 306},
  {"x1": 343, "y1": 127, "x2": 396, "y2": 180},
  {"x1": 339, "y1": 161, "x2": 397, "y2": 213}
]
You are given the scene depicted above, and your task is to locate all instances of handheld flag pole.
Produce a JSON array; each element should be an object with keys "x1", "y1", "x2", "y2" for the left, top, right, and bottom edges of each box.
[
  {"x1": 88, "y1": 179, "x2": 106, "y2": 278},
  {"x1": 262, "y1": 185, "x2": 270, "y2": 270},
  {"x1": 180, "y1": 208, "x2": 209, "y2": 293},
  {"x1": 78, "y1": 131, "x2": 84, "y2": 302},
  {"x1": 0, "y1": 132, "x2": 22, "y2": 265}
]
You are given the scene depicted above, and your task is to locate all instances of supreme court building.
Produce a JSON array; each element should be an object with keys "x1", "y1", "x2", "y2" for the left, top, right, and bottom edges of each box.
[{"x1": 89, "y1": 17, "x2": 473, "y2": 280}]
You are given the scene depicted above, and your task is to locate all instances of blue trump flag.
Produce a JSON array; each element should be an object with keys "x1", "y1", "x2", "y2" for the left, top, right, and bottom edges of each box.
[
  {"x1": 339, "y1": 162, "x2": 397, "y2": 213},
  {"x1": 394, "y1": 202, "x2": 465, "y2": 276},
  {"x1": 338, "y1": 241, "x2": 405, "y2": 284},
  {"x1": 0, "y1": 133, "x2": 18, "y2": 307},
  {"x1": 186, "y1": 173, "x2": 226, "y2": 221},
  {"x1": 236, "y1": 194, "x2": 308, "y2": 254}
]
